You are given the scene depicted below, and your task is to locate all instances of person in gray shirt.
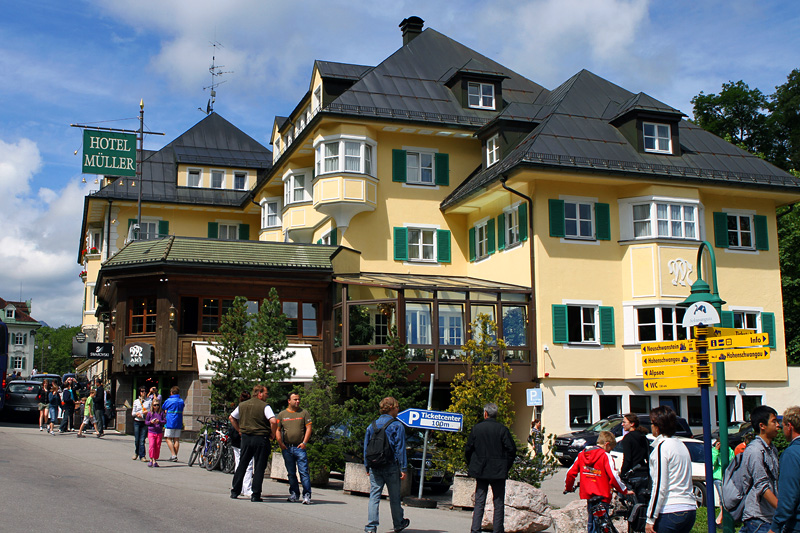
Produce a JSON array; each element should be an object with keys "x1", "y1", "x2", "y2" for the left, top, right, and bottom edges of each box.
[{"x1": 742, "y1": 405, "x2": 781, "y2": 533}]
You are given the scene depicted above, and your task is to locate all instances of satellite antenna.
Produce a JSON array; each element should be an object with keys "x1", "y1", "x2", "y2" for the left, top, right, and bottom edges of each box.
[{"x1": 200, "y1": 41, "x2": 233, "y2": 114}]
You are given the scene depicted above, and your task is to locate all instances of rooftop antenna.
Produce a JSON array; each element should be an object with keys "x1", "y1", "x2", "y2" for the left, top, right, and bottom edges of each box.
[{"x1": 200, "y1": 41, "x2": 232, "y2": 114}]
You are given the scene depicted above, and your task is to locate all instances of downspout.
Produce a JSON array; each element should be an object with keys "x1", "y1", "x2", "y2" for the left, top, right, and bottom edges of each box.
[
  {"x1": 106, "y1": 200, "x2": 112, "y2": 261},
  {"x1": 500, "y1": 175, "x2": 538, "y2": 383}
]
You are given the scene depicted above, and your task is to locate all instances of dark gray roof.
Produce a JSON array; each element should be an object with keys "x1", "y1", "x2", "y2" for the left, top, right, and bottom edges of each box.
[
  {"x1": 442, "y1": 70, "x2": 800, "y2": 208},
  {"x1": 322, "y1": 28, "x2": 548, "y2": 128},
  {"x1": 89, "y1": 112, "x2": 271, "y2": 208},
  {"x1": 315, "y1": 60, "x2": 373, "y2": 81}
]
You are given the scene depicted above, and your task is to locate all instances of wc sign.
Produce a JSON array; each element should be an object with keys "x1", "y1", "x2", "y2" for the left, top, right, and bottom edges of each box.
[{"x1": 396, "y1": 408, "x2": 464, "y2": 432}]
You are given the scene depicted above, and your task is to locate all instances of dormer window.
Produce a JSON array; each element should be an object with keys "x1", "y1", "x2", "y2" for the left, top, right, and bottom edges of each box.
[
  {"x1": 486, "y1": 134, "x2": 500, "y2": 166},
  {"x1": 468, "y1": 82, "x2": 495, "y2": 110},
  {"x1": 643, "y1": 123, "x2": 672, "y2": 154}
]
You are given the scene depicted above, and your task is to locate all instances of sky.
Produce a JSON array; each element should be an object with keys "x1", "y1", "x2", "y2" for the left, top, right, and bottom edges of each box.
[{"x1": 1, "y1": 0, "x2": 798, "y2": 328}]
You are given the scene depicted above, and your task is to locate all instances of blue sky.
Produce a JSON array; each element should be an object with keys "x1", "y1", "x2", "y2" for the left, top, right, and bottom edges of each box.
[{"x1": 1, "y1": 0, "x2": 798, "y2": 327}]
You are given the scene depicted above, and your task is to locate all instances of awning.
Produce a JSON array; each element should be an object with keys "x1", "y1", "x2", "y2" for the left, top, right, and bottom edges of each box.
[
  {"x1": 334, "y1": 272, "x2": 529, "y2": 292},
  {"x1": 193, "y1": 342, "x2": 316, "y2": 382}
]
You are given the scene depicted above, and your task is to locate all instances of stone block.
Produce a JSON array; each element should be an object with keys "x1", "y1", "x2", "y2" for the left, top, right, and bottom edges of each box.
[
  {"x1": 343, "y1": 462, "x2": 411, "y2": 497},
  {"x1": 271, "y1": 451, "x2": 288, "y2": 481}
]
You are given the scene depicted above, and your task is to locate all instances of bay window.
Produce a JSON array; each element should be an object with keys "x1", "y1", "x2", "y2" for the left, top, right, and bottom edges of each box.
[{"x1": 315, "y1": 136, "x2": 376, "y2": 176}]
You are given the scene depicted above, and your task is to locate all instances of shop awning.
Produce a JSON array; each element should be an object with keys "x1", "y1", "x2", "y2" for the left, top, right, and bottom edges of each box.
[{"x1": 193, "y1": 342, "x2": 316, "y2": 382}]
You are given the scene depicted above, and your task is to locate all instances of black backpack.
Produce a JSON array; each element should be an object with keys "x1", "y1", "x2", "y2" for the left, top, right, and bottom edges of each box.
[
  {"x1": 62, "y1": 388, "x2": 73, "y2": 406},
  {"x1": 365, "y1": 418, "x2": 397, "y2": 469}
]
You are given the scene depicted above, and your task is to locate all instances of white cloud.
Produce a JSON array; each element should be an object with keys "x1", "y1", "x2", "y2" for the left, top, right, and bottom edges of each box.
[{"x1": 0, "y1": 138, "x2": 40, "y2": 208}]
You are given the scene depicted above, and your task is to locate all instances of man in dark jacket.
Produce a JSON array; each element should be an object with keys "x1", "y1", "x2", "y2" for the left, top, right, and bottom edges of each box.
[{"x1": 465, "y1": 403, "x2": 516, "y2": 533}]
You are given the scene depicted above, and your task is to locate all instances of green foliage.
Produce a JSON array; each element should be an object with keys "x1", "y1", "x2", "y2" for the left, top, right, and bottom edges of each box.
[
  {"x1": 778, "y1": 205, "x2": 800, "y2": 365},
  {"x1": 207, "y1": 296, "x2": 251, "y2": 415},
  {"x1": 342, "y1": 327, "x2": 426, "y2": 461},
  {"x1": 773, "y1": 426, "x2": 790, "y2": 453},
  {"x1": 767, "y1": 69, "x2": 800, "y2": 172},
  {"x1": 36, "y1": 325, "x2": 81, "y2": 375},
  {"x1": 297, "y1": 363, "x2": 348, "y2": 477},
  {"x1": 508, "y1": 432, "x2": 561, "y2": 488},
  {"x1": 436, "y1": 314, "x2": 514, "y2": 474}
]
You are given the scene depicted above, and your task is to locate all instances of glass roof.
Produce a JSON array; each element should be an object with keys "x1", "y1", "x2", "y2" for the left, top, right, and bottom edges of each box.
[{"x1": 333, "y1": 272, "x2": 529, "y2": 292}]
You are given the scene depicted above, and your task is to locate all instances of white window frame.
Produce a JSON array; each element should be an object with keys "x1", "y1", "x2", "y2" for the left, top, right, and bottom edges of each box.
[
  {"x1": 283, "y1": 168, "x2": 313, "y2": 205},
  {"x1": 475, "y1": 219, "x2": 489, "y2": 260},
  {"x1": 260, "y1": 197, "x2": 281, "y2": 229},
  {"x1": 11, "y1": 355, "x2": 24, "y2": 370},
  {"x1": 14, "y1": 332, "x2": 24, "y2": 345},
  {"x1": 5, "y1": 309, "x2": 13, "y2": 319},
  {"x1": 314, "y1": 135, "x2": 377, "y2": 177},
  {"x1": 486, "y1": 134, "x2": 500, "y2": 166},
  {"x1": 561, "y1": 300, "x2": 601, "y2": 346},
  {"x1": 565, "y1": 200, "x2": 595, "y2": 240},
  {"x1": 407, "y1": 227, "x2": 437, "y2": 263},
  {"x1": 643, "y1": 122, "x2": 672, "y2": 154},
  {"x1": 407, "y1": 150, "x2": 435, "y2": 185},
  {"x1": 136, "y1": 219, "x2": 160, "y2": 241},
  {"x1": 468, "y1": 82, "x2": 495, "y2": 110},
  {"x1": 618, "y1": 196, "x2": 702, "y2": 241},
  {"x1": 726, "y1": 212, "x2": 756, "y2": 250},
  {"x1": 503, "y1": 206, "x2": 520, "y2": 248},
  {"x1": 632, "y1": 305, "x2": 690, "y2": 344},
  {"x1": 188, "y1": 168, "x2": 202, "y2": 188},
  {"x1": 438, "y1": 305, "x2": 464, "y2": 346},
  {"x1": 210, "y1": 169, "x2": 225, "y2": 189},
  {"x1": 406, "y1": 303, "x2": 432, "y2": 345},
  {"x1": 218, "y1": 223, "x2": 240, "y2": 241},
  {"x1": 730, "y1": 306, "x2": 763, "y2": 332},
  {"x1": 233, "y1": 171, "x2": 248, "y2": 190},
  {"x1": 85, "y1": 283, "x2": 97, "y2": 313},
  {"x1": 320, "y1": 230, "x2": 333, "y2": 246}
]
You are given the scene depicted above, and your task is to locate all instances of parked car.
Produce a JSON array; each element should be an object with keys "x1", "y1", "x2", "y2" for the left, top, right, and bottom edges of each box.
[
  {"x1": 406, "y1": 429, "x2": 453, "y2": 494},
  {"x1": 696, "y1": 421, "x2": 754, "y2": 450},
  {"x1": 553, "y1": 413, "x2": 693, "y2": 466},
  {"x1": 29, "y1": 373, "x2": 62, "y2": 388},
  {"x1": 2, "y1": 380, "x2": 42, "y2": 421}
]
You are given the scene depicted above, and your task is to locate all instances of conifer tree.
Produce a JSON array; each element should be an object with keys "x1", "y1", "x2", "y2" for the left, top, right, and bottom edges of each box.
[{"x1": 207, "y1": 296, "x2": 250, "y2": 415}]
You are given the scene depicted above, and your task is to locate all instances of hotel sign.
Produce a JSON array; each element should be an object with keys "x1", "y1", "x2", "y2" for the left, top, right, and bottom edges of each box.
[{"x1": 82, "y1": 130, "x2": 136, "y2": 176}]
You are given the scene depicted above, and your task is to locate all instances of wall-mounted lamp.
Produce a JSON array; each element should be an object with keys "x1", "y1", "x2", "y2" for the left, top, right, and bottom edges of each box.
[
  {"x1": 737, "y1": 382, "x2": 747, "y2": 391},
  {"x1": 111, "y1": 309, "x2": 117, "y2": 329},
  {"x1": 169, "y1": 304, "x2": 176, "y2": 327},
  {"x1": 594, "y1": 381, "x2": 604, "y2": 389}
]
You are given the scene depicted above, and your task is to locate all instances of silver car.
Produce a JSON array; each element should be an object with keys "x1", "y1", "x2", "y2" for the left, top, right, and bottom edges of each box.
[{"x1": 2, "y1": 380, "x2": 42, "y2": 420}]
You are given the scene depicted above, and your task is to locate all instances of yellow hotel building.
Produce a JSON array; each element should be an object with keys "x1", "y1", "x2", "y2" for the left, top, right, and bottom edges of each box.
[{"x1": 80, "y1": 17, "x2": 800, "y2": 440}]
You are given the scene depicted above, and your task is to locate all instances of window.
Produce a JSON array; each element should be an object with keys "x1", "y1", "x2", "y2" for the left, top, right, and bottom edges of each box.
[
  {"x1": 218, "y1": 224, "x2": 239, "y2": 241},
  {"x1": 727, "y1": 214, "x2": 754, "y2": 249},
  {"x1": 438, "y1": 303, "x2": 464, "y2": 346},
  {"x1": 139, "y1": 222, "x2": 158, "y2": 241},
  {"x1": 406, "y1": 303, "x2": 432, "y2": 345},
  {"x1": 643, "y1": 122, "x2": 671, "y2": 153},
  {"x1": 565, "y1": 202, "x2": 594, "y2": 239},
  {"x1": 504, "y1": 208, "x2": 520, "y2": 247},
  {"x1": 468, "y1": 82, "x2": 495, "y2": 109},
  {"x1": 201, "y1": 298, "x2": 234, "y2": 334},
  {"x1": 211, "y1": 170, "x2": 224, "y2": 189},
  {"x1": 476, "y1": 221, "x2": 489, "y2": 259},
  {"x1": 630, "y1": 395, "x2": 651, "y2": 414},
  {"x1": 188, "y1": 169, "x2": 201, "y2": 187},
  {"x1": 14, "y1": 332, "x2": 25, "y2": 345},
  {"x1": 631, "y1": 201, "x2": 697, "y2": 239},
  {"x1": 234, "y1": 172, "x2": 247, "y2": 190},
  {"x1": 392, "y1": 149, "x2": 448, "y2": 185},
  {"x1": 315, "y1": 137, "x2": 376, "y2": 176},
  {"x1": 393, "y1": 227, "x2": 451, "y2": 263},
  {"x1": 569, "y1": 395, "x2": 593, "y2": 428},
  {"x1": 713, "y1": 212, "x2": 768, "y2": 251},
  {"x1": 323, "y1": 142, "x2": 339, "y2": 172},
  {"x1": 486, "y1": 135, "x2": 499, "y2": 166},
  {"x1": 549, "y1": 199, "x2": 610, "y2": 241},
  {"x1": 89, "y1": 230, "x2": 102, "y2": 252},
  {"x1": 11, "y1": 355, "x2": 24, "y2": 370},
  {"x1": 364, "y1": 144, "x2": 373, "y2": 175},
  {"x1": 261, "y1": 200, "x2": 280, "y2": 228},
  {"x1": 502, "y1": 305, "x2": 528, "y2": 346},
  {"x1": 284, "y1": 173, "x2": 311, "y2": 204},
  {"x1": 130, "y1": 297, "x2": 157, "y2": 335},
  {"x1": 313, "y1": 87, "x2": 322, "y2": 111},
  {"x1": 722, "y1": 309, "x2": 776, "y2": 348},
  {"x1": 283, "y1": 301, "x2": 320, "y2": 337},
  {"x1": 733, "y1": 310, "x2": 758, "y2": 331},
  {"x1": 408, "y1": 228, "x2": 436, "y2": 262},
  {"x1": 5, "y1": 309, "x2": 14, "y2": 319},
  {"x1": 552, "y1": 304, "x2": 615, "y2": 345},
  {"x1": 635, "y1": 306, "x2": 689, "y2": 342},
  {"x1": 348, "y1": 303, "x2": 396, "y2": 346},
  {"x1": 407, "y1": 151, "x2": 434, "y2": 184}
]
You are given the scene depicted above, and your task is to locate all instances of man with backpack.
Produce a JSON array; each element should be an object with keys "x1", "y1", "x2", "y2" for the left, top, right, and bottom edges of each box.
[
  {"x1": 740, "y1": 405, "x2": 781, "y2": 533},
  {"x1": 58, "y1": 378, "x2": 76, "y2": 433},
  {"x1": 363, "y1": 396, "x2": 409, "y2": 533},
  {"x1": 770, "y1": 406, "x2": 800, "y2": 533}
]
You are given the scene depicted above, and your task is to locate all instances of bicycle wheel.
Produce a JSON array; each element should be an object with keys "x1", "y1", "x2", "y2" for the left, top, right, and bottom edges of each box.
[
  {"x1": 221, "y1": 442, "x2": 235, "y2": 474},
  {"x1": 206, "y1": 435, "x2": 222, "y2": 471},
  {"x1": 188, "y1": 435, "x2": 205, "y2": 467}
]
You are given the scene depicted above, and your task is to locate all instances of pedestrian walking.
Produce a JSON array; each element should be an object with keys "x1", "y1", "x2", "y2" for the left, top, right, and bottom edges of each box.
[
  {"x1": 528, "y1": 418, "x2": 543, "y2": 456},
  {"x1": 363, "y1": 396, "x2": 409, "y2": 533},
  {"x1": 466, "y1": 403, "x2": 517, "y2": 533},
  {"x1": 741, "y1": 405, "x2": 781, "y2": 533},
  {"x1": 93, "y1": 378, "x2": 106, "y2": 436},
  {"x1": 77, "y1": 389, "x2": 99, "y2": 438},
  {"x1": 276, "y1": 392, "x2": 313, "y2": 504},
  {"x1": 145, "y1": 398, "x2": 167, "y2": 467},
  {"x1": 712, "y1": 439, "x2": 734, "y2": 527},
  {"x1": 736, "y1": 432, "x2": 755, "y2": 455},
  {"x1": 37, "y1": 379, "x2": 50, "y2": 431},
  {"x1": 229, "y1": 391, "x2": 255, "y2": 498},
  {"x1": 132, "y1": 387, "x2": 148, "y2": 461},
  {"x1": 566, "y1": 431, "x2": 628, "y2": 533},
  {"x1": 769, "y1": 406, "x2": 800, "y2": 533},
  {"x1": 230, "y1": 384, "x2": 277, "y2": 502},
  {"x1": 645, "y1": 405, "x2": 696, "y2": 533},
  {"x1": 59, "y1": 380, "x2": 76, "y2": 433},
  {"x1": 162, "y1": 386, "x2": 185, "y2": 462},
  {"x1": 47, "y1": 383, "x2": 60, "y2": 435},
  {"x1": 620, "y1": 413, "x2": 649, "y2": 477}
]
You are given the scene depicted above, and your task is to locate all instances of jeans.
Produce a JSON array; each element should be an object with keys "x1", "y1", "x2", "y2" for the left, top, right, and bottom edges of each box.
[
  {"x1": 133, "y1": 420, "x2": 147, "y2": 458},
  {"x1": 59, "y1": 405, "x2": 74, "y2": 432},
  {"x1": 743, "y1": 519, "x2": 772, "y2": 533},
  {"x1": 365, "y1": 464, "x2": 404, "y2": 532},
  {"x1": 231, "y1": 434, "x2": 269, "y2": 498},
  {"x1": 94, "y1": 409, "x2": 105, "y2": 433},
  {"x1": 472, "y1": 478, "x2": 506, "y2": 533},
  {"x1": 654, "y1": 510, "x2": 697, "y2": 533},
  {"x1": 282, "y1": 446, "x2": 311, "y2": 497}
]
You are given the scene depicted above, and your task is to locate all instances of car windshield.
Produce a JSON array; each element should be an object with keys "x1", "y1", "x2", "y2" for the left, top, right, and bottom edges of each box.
[
  {"x1": 684, "y1": 441, "x2": 705, "y2": 463},
  {"x1": 9, "y1": 383, "x2": 39, "y2": 394},
  {"x1": 585, "y1": 419, "x2": 622, "y2": 433}
]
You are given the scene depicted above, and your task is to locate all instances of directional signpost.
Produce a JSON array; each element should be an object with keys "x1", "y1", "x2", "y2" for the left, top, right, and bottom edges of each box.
[
  {"x1": 709, "y1": 347, "x2": 770, "y2": 363},
  {"x1": 396, "y1": 408, "x2": 464, "y2": 432},
  {"x1": 641, "y1": 339, "x2": 695, "y2": 354},
  {"x1": 643, "y1": 364, "x2": 699, "y2": 379},
  {"x1": 708, "y1": 333, "x2": 769, "y2": 350},
  {"x1": 644, "y1": 373, "x2": 714, "y2": 391}
]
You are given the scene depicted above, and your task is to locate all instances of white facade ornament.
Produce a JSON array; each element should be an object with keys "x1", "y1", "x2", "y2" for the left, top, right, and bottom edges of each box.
[{"x1": 668, "y1": 258, "x2": 693, "y2": 286}]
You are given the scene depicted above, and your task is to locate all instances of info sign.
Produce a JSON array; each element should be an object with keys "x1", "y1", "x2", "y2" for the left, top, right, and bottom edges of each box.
[
  {"x1": 82, "y1": 129, "x2": 136, "y2": 177},
  {"x1": 396, "y1": 408, "x2": 464, "y2": 432}
]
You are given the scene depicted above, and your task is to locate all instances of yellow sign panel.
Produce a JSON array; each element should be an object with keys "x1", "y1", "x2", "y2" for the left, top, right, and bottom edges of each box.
[
  {"x1": 642, "y1": 353, "x2": 698, "y2": 367},
  {"x1": 642, "y1": 364, "x2": 700, "y2": 379},
  {"x1": 709, "y1": 347, "x2": 771, "y2": 363},
  {"x1": 644, "y1": 374, "x2": 713, "y2": 391},
  {"x1": 709, "y1": 327, "x2": 756, "y2": 337},
  {"x1": 708, "y1": 333, "x2": 769, "y2": 350},
  {"x1": 640, "y1": 340, "x2": 695, "y2": 354}
]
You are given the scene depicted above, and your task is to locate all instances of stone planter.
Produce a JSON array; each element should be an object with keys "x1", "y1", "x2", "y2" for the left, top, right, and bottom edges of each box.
[
  {"x1": 343, "y1": 462, "x2": 412, "y2": 497},
  {"x1": 270, "y1": 450, "x2": 330, "y2": 487},
  {"x1": 452, "y1": 473, "x2": 476, "y2": 508},
  {"x1": 453, "y1": 476, "x2": 553, "y2": 533}
]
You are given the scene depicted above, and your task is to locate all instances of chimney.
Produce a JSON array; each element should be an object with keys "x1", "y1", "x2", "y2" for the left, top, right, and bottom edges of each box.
[{"x1": 399, "y1": 16, "x2": 424, "y2": 45}]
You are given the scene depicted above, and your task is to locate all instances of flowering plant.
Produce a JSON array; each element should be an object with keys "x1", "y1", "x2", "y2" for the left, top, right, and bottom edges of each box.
[
  {"x1": 79, "y1": 270, "x2": 87, "y2": 278},
  {"x1": 89, "y1": 247, "x2": 99, "y2": 254}
]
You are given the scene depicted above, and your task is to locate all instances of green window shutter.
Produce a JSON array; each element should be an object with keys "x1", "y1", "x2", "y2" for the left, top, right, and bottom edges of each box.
[
  {"x1": 713, "y1": 212, "x2": 729, "y2": 248},
  {"x1": 549, "y1": 199, "x2": 565, "y2": 238},
  {"x1": 331, "y1": 227, "x2": 338, "y2": 245},
  {"x1": 392, "y1": 149, "x2": 407, "y2": 183},
  {"x1": 158, "y1": 220, "x2": 169, "y2": 238},
  {"x1": 208, "y1": 222, "x2": 219, "y2": 239},
  {"x1": 436, "y1": 229, "x2": 451, "y2": 263},
  {"x1": 393, "y1": 227, "x2": 408, "y2": 261},
  {"x1": 317, "y1": 239, "x2": 322, "y2": 245},
  {"x1": 497, "y1": 214, "x2": 506, "y2": 251},
  {"x1": 552, "y1": 305, "x2": 568, "y2": 344},
  {"x1": 720, "y1": 311, "x2": 734, "y2": 329},
  {"x1": 238, "y1": 223, "x2": 250, "y2": 241},
  {"x1": 487, "y1": 219, "x2": 496, "y2": 255},
  {"x1": 595, "y1": 203, "x2": 611, "y2": 241},
  {"x1": 754, "y1": 215, "x2": 769, "y2": 251},
  {"x1": 469, "y1": 227, "x2": 476, "y2": 262},
  {"x1": 762, "y1": 312, "x2": 776, "y2": 349},
  {"x1": 519, "y1": 203, "x2": 528, "y2": 242},
  {"x1": 599, "y1": 306, "x2": 615, "y2": 345},
  {"x1": 435, "y1": 153, "x2": 449, "y2": 186},
  {"x1": 21, "y1": 357, "x2": 25, "y2": 370}
]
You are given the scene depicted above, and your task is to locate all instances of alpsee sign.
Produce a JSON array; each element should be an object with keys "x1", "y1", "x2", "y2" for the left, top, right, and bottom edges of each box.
[{"x1": 82, "y1": 130, "x2": 136, "y2": 176}]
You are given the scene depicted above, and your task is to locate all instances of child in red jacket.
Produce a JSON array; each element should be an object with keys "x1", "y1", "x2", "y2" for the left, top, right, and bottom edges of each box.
[{"x1": 565, "y1": 431, "x2": 628, "y2": 533}]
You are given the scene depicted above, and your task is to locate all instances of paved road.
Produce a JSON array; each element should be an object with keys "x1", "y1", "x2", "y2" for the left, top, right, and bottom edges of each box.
[{"x1": 0, "y1": 421, "x2": 476, "y2": 532}]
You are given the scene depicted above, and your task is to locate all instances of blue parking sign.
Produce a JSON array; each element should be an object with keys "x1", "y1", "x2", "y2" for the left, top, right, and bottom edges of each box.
[{"x1": 526, "y1": 388, "x2": 543, "y2": 406}]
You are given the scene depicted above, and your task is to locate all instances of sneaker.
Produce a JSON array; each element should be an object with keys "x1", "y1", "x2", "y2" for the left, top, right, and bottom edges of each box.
[
  {"x1": 153, "y1": 462, "x2": 159, "y2": 467},
  {"x1": 39, "y1": 426, "x2": 43, "y2": 431},
  {"x1": 140, "y1": 457, "x2": 148, "y2": 462},
  {"x1": 50, "y1": 430, "x2": 55, "y2": 435},
  {"x1": 148, "y1": 461, "x2": 153, "y2": 468},
  {"x1": 302, "y1": 494, "x2": 311, "y2": 505},
  {"x1": 77, "y1": 433, "x2": 85, "y2": 438},
  {"x1": 287, "y1": 494, "x2": 299, "y2": 503},
  {"x1": 170, "y1": 456, "x2": 178, "y2": 462},
  {"x1": 96, "y1": 433, "x2": 102, "y2": 438},
  {"x1": 132, "y1": 454, "x2": 138, "y2": 460},
  {"x1": 394, "y1": 518, "x2": 410, "y2": 532}
]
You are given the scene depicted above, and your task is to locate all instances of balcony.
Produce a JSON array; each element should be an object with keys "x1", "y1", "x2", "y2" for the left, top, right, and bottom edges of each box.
[{"x1": 313, "y1": 174, "x2": 378, "y2": 236}]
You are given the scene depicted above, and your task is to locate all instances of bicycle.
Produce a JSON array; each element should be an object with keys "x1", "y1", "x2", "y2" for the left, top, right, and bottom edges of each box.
[
  {"x1": 188, "y1": 416, "x2": 217, "y2": 468},
  {"x1": 206, "y1": 419, "x2": 231, "y2": 471}
]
